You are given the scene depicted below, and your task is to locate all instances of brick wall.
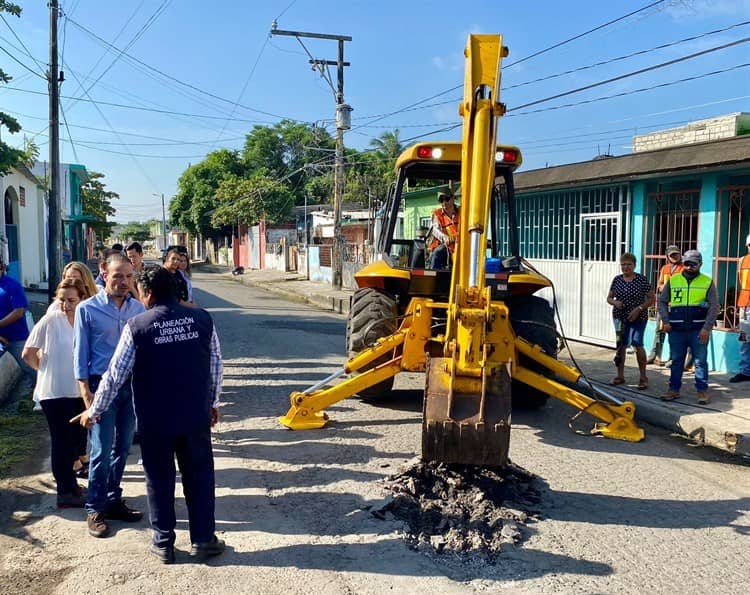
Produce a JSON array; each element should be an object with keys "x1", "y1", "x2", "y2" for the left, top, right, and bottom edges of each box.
[{"x1": 633, "y1": 113, "x2": 750, "y2": 152}]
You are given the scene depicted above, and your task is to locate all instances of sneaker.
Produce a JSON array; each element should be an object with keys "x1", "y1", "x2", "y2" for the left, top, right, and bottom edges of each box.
[
  {"x1": 729, "y1": 373, "x2": 750, "y2": 383},
  {"x1": 697, "y1": 391, "x2": 710, "y2": 404},
  {"x1": 189, "y1": 535, "x2": 226, "y2": 561},
  {"x1": 104, "y1": 499, "x2": 143, "y2": 523},
  {"x1": 87, "y1": 512, "x2": 110, "y2": 538},
  {"x1": 150, "y1": 543, "x2": 176, "y2": 564},
  {"x1": 57, "y1": 492, "x2": 86, "y2": 508}
]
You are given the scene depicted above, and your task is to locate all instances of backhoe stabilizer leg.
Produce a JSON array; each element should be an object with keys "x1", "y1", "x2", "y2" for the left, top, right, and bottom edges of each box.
[
  {"x1": 279, "y1": 357, "x2": 404, "y2": 430},
  {"x1": 513, "y1": 367, "x2": 645, "y2": 442}
]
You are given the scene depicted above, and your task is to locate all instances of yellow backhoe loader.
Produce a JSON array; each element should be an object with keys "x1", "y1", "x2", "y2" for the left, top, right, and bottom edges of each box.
[{"x1": 280, "y1": 34, "x2": 644, "y2": 466}]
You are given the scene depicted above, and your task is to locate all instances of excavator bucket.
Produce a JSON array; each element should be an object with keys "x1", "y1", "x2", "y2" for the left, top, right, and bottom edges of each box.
[{"x1": 422, "y1": 356, "x2": 511, "y2": 467}]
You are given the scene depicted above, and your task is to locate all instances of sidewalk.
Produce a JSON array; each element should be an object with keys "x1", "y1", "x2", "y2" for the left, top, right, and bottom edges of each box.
[{"x1": 227, "y1": 266, "x2": 750, "y2": 459}]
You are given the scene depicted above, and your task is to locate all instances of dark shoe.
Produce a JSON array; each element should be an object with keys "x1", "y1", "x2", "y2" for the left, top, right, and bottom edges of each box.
[
  {"x1": 729, "y1": 373, "x2": 750, "y2": 383},
  {"x1": 190, "y1": 535, "x2": 226, "y2": 561},
  {"x1": 57, "y1": 492, "x2": 86, "y2": 508},
  {"x1": 75, "y1": 463, "x2": 89, "y2": 479},
  {"x1": 105, "y1": 499, "x2": 143, "y2": 522},
  {"x1": 87, "y1": 512, "x2": 110, "y2": 538},
  {"x1": 150, "y1": 543, "x2": 176, "y2": 564}
]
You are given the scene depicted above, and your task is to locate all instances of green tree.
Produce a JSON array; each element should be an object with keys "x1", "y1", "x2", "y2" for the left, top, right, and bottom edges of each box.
[
  {"x1": 212, "y1": 171, "x2": 295, "y2": 227},
  {"x1": 169, "y1": 149, "x2": 242, "y2": 250},
  {"x1": 81, "y1": 171, "x2": 119, "y2": 239},
  {"x1": 119, "y1": 221, "x2": 152, "y2": 243},
  {"x1": 0, "y1": 2, "x2": 25, "y2": 175}
]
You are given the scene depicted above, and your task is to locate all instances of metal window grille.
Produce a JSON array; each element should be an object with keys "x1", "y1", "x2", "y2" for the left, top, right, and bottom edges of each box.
[
  {"x1": 714, "y1": 184, "x2": 750, "y2": 330},
  {"x1": 642, "y1": 188, "x2": 699, "y2": 318},
  {"x1": 503, "y1": 185, "x2": 627, "y2": 259},
  {"x1": 319, "y1": 244, "x2": 332, "y2": 267}
]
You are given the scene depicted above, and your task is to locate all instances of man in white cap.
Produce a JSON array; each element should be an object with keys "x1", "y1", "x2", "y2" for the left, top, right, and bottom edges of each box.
[
  {"x1": 657, "y1": 250, "x2": 719, "y2": 404},
  {"x1": 731, "y1": 234, "x2": 750, "y2": 382}
]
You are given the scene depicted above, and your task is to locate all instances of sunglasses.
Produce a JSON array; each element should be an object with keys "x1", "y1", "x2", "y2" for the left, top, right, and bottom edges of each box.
[{"x1": 683, "y1": 261, "x2": 699, "y2": 267}]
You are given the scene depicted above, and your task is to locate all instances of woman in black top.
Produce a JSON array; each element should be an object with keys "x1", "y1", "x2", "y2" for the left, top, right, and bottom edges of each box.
[{"x1": 606, "y1": 252, "x2": 655, "y2": 389}]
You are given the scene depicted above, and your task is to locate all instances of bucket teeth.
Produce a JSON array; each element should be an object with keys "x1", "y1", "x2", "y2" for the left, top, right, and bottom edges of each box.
[{"x1": 422, "y1": 357, "x2": 511, "y2": 467}]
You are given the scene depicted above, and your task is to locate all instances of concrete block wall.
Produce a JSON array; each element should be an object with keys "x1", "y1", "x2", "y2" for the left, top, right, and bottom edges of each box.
[{"x1": 633, "y1": 113, "x2": 750, "y2": 152}]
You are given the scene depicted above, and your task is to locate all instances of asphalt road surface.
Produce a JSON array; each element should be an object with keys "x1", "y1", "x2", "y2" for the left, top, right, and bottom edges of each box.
[{"x1": 1, "y1": 270, "x2": 748, "y2": 594}]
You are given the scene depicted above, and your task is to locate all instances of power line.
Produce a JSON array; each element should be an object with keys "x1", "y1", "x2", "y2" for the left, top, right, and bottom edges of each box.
[
  {"x1": 505, "y1": 19, "x2": 750, "y2": 91},
  {"x1": 352, "y1": 0, "x2": 670, "y2": 125},
  {"x1": 505, "y1": 0, "x2": 668, "y2": 68},
  {"x1": 511, "y1": 35, "x2": 750, "y2": 112},
  {"x1": 215, "y1": 35, "x2": 270, "y2": 140},
  {"x1": 0, "y1": 45, "x2": 47, "y2": 79},
  {"x1": 2, "y1": 85, "x2": 293, "y2": 123},
  {"x1": 0, "y1": 13, "x2": 46, "y2": 75},
  {"x1": 66, "y1": 1, "x2": 172, "y2": 110},
  {"x1": 59, "y1": 102, "x2": 80, "y2": 163},
  {"x1": 508, "y1": 61, "x2": 750, "y2": 116},
  {"x1": 65, "y1": 15, "x2": 294, "y2": 120}
]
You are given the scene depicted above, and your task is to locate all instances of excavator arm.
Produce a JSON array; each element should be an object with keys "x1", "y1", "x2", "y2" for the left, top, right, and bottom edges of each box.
[{"x1": 279, "y1": 34, "x2": 644, "y2": 465}]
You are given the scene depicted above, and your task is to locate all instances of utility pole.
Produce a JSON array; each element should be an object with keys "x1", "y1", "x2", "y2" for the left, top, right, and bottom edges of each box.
[
  {"x1": 47, "y1": 0, "x2": 61, "y2": 302},
  {"x1": 154, "y1": 192, "x2": 167, "y2": 250},
  {"x1": 270, "y1": 24, "x2": 351, "y2": 290}
]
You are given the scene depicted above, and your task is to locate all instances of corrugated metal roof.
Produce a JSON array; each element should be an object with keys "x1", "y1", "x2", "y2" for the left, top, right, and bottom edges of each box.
[{"x1": 514, "y1": 134, "x2": 750, "y2": 191}]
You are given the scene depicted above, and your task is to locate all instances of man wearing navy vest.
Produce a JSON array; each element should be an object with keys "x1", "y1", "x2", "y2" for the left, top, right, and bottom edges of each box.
[
  {"x1": 81, "y1": 267, "x2": 224, "y2": 564},
  {"x1": 657, "y1": 250, "x2": 719, "y2": 405}
]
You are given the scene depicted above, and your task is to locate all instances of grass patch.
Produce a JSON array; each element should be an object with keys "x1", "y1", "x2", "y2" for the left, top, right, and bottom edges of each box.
[{"x1": 0, "y1": 400, "x2": 47, "y2": 479}]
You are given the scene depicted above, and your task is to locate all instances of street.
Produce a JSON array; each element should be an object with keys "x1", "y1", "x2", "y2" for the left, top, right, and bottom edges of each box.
[{"x1": 1, "y1": 269, "x2": 749, "y2": 595}]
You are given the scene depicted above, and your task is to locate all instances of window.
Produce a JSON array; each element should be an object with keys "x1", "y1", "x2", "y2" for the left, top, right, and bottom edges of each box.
[
  {"x1": 642, "y1": 186, "x2": 699, "y2": 318},
  {"x1": 714, "y1": 181, "x2": 750, "y2": 330}
]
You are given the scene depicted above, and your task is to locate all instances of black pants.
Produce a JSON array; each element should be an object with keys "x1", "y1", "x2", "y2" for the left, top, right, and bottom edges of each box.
[
  {"x1": 40, "y1": 398, "x2": 86, "y2": 496},
  {"x1": 140, "y1": 428, "x2": 216, "y2": 547}
]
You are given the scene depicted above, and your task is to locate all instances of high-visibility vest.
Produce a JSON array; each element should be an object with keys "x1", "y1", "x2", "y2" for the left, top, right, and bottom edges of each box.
[
  {"x1": 738, "y1": 254, "x2": 750, "y2": 307},
  {"x1": 429, "y1": 207, "x2": 460, "y2": 253},
  {"x1": 669, "y1": 272, "x2": 712, "y2": 331}
]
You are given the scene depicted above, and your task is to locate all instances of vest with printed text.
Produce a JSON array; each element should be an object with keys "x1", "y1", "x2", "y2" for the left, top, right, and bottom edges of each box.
[
  {"x1": 128, "y1": 301, "x2": 214, "y2": 435},
  {"x1": 669, "y1": 272, "x2": 712, "y2": 331}
]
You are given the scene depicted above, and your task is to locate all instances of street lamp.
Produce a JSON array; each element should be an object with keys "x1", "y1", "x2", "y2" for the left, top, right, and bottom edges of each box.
[{"x1": 153, "y1": 193, "x2": 167, "y2": 250}]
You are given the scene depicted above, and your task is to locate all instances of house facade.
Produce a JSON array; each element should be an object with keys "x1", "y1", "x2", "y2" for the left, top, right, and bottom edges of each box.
[
  {"x1": 1, "y1": 164, "x2": 46, "y2": 287},
  {"x1": 31, "y1": 161, "x2": 91, "y2": 263},
  {"x1": 508, "y1": 117, "x2": 750, "y2": 373}
]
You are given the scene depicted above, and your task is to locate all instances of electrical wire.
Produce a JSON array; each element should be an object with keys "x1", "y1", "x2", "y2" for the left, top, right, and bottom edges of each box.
[
  {"x1": 0, "y1": 13, "x2": 46, "y2": 75},
  {"x1": 64, "y1": 15, "x2": 294, "y2": 120},
  {"x1": 0, "y1": 46, "x2": 46, "y2": 80},
  {"x1": 59, "y1": 101, "x2": 80, "y2": 163},
  {"x1": 510, "y1": 36, "x2": 750, "y2": 112}
]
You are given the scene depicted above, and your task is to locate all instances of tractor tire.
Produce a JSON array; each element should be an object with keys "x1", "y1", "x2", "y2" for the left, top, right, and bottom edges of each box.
[
  {"x1": 346, "y1": 288, "x2": 399, "y2": 399},
  {"x1": 508, "y1": 295, "x2": 558, "y2": 408}
]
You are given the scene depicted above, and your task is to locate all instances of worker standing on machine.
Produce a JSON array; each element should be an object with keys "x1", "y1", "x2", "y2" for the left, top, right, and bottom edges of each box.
[{"x1": 429, "y1": 191, "x2": 460, "y2": 270}]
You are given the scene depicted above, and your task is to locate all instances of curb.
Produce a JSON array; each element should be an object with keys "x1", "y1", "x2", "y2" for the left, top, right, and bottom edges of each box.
[
  {"x1": 591, "y1": 380, "x2": 749, "y2": 458},
  {"x1": 224, "y1": 271, "x2": 749, "y2": 459},
  {"x1": 229, "y1": 273, "x2": 352, "y2": 315}
]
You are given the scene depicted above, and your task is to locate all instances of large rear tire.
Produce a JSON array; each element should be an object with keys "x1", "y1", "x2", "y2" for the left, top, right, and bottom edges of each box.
[
  {"x1": 508, "y1": 295, "x2": 558, "y2": 408},
  {"x1": 346, "y1": 288, "x2": 399, "y2": 399}
]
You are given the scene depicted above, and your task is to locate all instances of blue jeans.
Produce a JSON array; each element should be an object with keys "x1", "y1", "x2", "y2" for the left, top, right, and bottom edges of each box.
[
  {"x1": 739, "y1": 308, "x2": 750, "y2": 375},
  {"x1": 86, "y1": 382, "x2": 135, "y2": 514},
  {"x1": 668, "y1": 330, "x2": 709, "y2": 392}
]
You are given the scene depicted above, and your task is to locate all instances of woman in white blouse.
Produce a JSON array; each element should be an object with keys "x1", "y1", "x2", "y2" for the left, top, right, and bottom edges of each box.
[{"x1": 23, "y1": 278, "x2": 88, "y2": 508}]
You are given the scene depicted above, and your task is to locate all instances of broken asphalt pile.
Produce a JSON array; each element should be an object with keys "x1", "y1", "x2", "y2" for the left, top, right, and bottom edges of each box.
[{"x1": 372, "y1": 460, "x2": 541, "y2": 559}]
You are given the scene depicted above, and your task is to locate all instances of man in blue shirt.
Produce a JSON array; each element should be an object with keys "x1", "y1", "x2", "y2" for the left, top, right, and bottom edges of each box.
[
  {"x1": 74, "y1": 253, "x2": 145, "y2": 538},
  {"x1": 0, "y1": 256, "x2": 35, "y2": 414}
]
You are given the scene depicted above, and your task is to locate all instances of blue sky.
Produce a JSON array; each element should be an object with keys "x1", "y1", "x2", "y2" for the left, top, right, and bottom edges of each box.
[{"x1": 2, "y1": 0, "x2": 750, "y2": 222}]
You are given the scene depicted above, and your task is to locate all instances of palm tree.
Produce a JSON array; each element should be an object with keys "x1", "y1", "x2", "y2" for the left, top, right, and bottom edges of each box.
[{"x1": 369, "y1": 129, "x2": 403, "y2": 159}]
